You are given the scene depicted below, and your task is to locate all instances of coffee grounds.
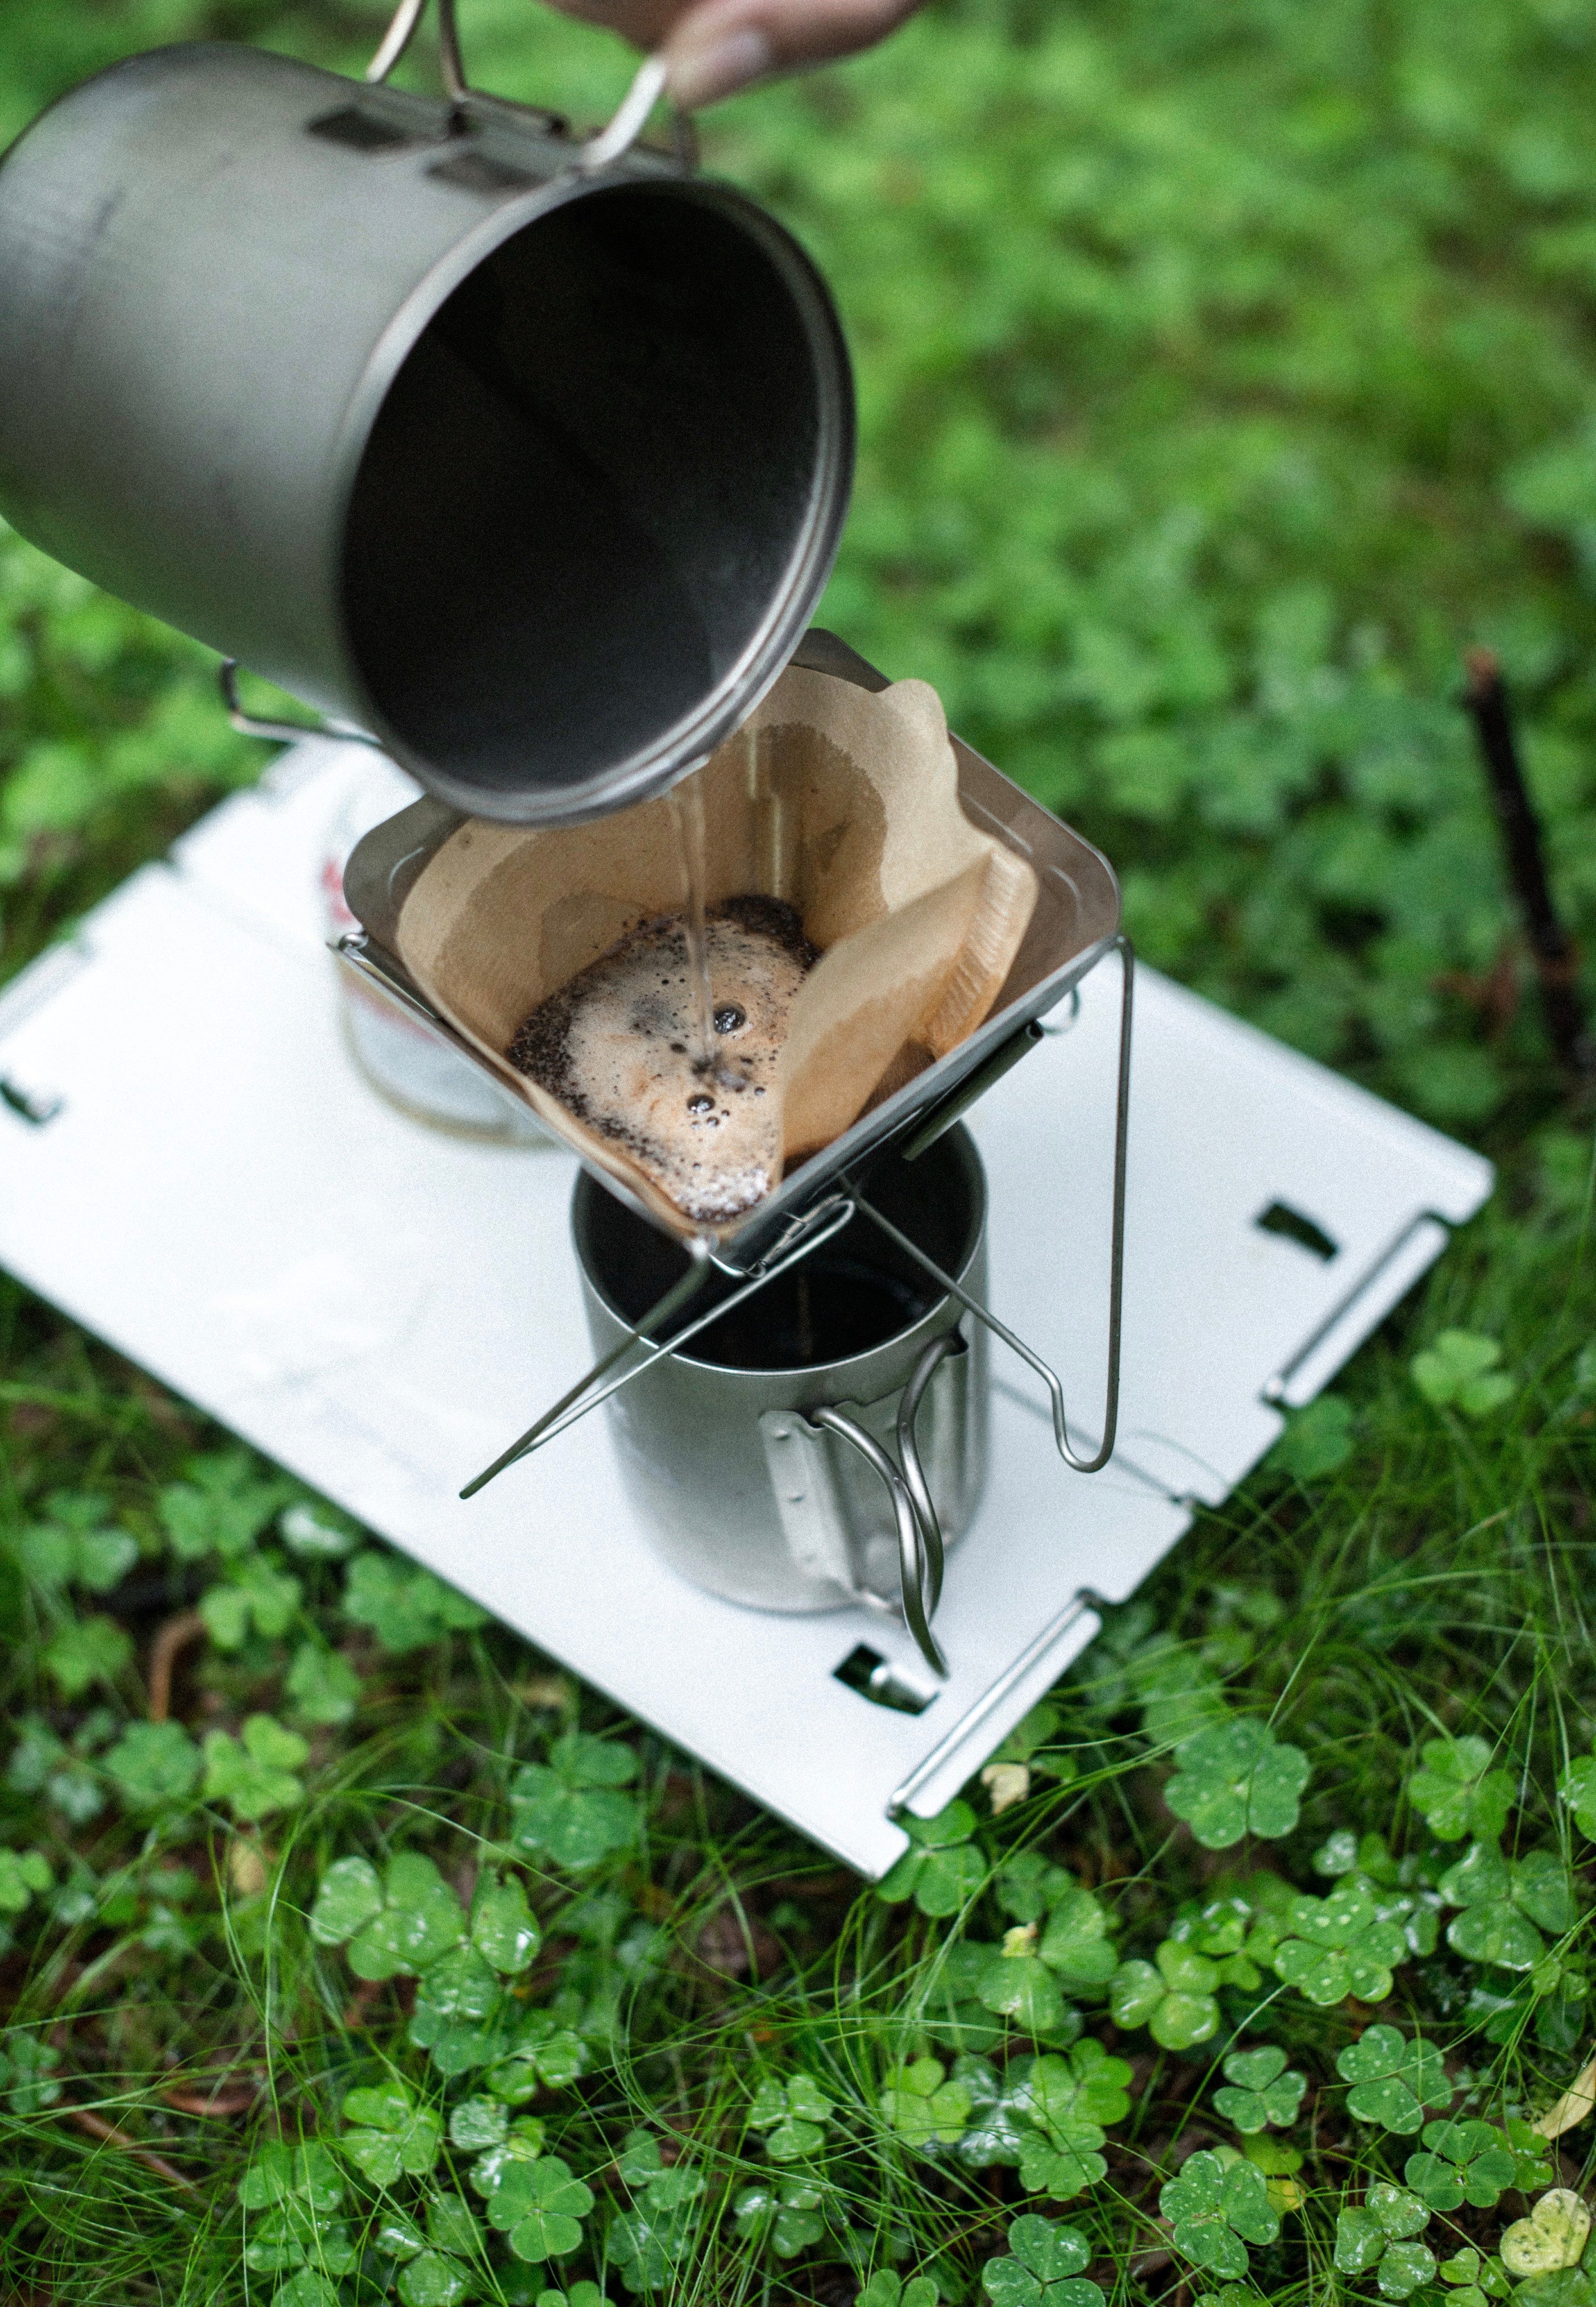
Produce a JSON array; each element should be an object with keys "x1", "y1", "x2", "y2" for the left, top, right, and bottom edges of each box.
[{"x1": 508, "y1": 896, "x2": 819, "y2": 1225}]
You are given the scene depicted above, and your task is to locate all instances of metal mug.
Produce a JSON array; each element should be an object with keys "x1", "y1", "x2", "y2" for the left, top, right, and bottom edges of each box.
[
  {"x1": 0, "y1": 24, "x2": 853, "y2": 824},
  {"x1": 573, "y1": 1127, "x2": 988, "y2": 1668}
]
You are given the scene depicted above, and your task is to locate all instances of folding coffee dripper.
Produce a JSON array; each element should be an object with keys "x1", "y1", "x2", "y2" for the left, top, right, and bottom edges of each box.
[{"x1": 341, "y1": 630, "x2": 1134, "y2": 1678}]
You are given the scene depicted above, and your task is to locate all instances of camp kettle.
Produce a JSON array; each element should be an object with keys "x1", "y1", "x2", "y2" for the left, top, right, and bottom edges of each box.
[{"x1": 0, "y1": 0, "x2": 854, "y2": 825}]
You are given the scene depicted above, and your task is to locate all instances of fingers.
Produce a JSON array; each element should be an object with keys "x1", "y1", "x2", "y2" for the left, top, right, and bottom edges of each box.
[{"x1": 662, "y1": 0, "x2": 922, "y2": 108}]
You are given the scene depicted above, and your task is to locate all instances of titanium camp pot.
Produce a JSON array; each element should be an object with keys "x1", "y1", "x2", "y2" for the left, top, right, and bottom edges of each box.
[
  {"x1": 573, "y1": 1126, "x2": 988, "y2": 1669},
  {"x1": 0, "y1": 14, "x2": 854, "y2": 823}
]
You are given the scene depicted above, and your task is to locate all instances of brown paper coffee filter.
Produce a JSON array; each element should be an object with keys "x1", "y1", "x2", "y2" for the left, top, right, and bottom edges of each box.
[{"x1": 394, "y1": 665, "x2": 1038, "y2": 1236}]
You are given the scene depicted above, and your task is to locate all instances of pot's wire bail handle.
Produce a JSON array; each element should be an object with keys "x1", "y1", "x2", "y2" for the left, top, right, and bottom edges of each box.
[
  {"x1": 364, "y1": 0, "x2": 695, "y2": 170},
  {"x1": 220, "y1": 659, "x2": 385, "y2": 752}
]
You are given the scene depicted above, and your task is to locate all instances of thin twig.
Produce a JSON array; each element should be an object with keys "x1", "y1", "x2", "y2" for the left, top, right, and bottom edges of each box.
[
  {"x1": 61, "y1": 2104, "x2": 196, "y2": 2189},
  {"x1": 146, "y1": 1610, "x2": 205, "y2": 1723},
  {"x1": 159, "y1": 2079, "x2": 260, "y2": 2118}
]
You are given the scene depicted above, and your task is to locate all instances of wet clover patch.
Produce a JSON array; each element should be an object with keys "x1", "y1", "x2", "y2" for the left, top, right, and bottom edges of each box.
[
  {"x1": 877, "y1": 1800, "x2": 986, "y2": 1917},
  {"x1": 509, "y1": 1734, "x2": 639, "y2": 1870},
  {"x1": 1404, "y1": 2118, "x2": 1519, "y2": 2211},
  {"x1": 1109, "y1": 1938, "x2": 1220, "y2": 2048},
  {"x1": 749, "y1": 2072, "x2": 833, "y2": 2161},
  {"x1": 1163, "y1": 1718, "x2": 1310, "y2": 1848},
  {"x1": 881, "y1": 2055, "x2": 972, "y2": 2148},
  {"x1": 733, "y1": 2176, "x2": 828, "y2": 2259},
  {"x1": 339, "y1": 2079, "x2": 443, "y2": 2186},
  {"x1": 341, "y1": 1549, "x2": 488, "y2": 1655},
  {"x1": 981, "y1": 2214, "x2": 1105, "y2": 2307},
  {"x1": 1213, "y1": 2044, "x2": 1306, "y2": 2133},
  {"x1": 1014, "y1": 2041, "x2": 1133, "y2": 2198},
  {"x1": 1410, "y1": 1331, "x2": 1515, "y2": 1419},
  {"x1": 309, "y1": 1852, "x2": 465, "y2": 1980},
  {"x1": 1335, "y1": 2182, "x2": 1436, "y2": 2298},
  {"x1": 483, "y1": 2154, "x2": 593, "y2": 2264},
  {"x1": 200, "y1": 1713, "x2": 307, "y2": 1821},
  {"x1": 1408, "y1": 1737, "x2": 1515, "y2": 1843},
  {"x1": 1336, "y1": 2025, "x2": 1450, "y2": 2134},
  {"x1": 1270, "y1": 1879, "x2": 1409, "y2": 2005},
  {"x1": 1159, "y1": 2150, "x2": 1281, "y2": 2280},
  {"x1": 1439, "y1": 1842, "x2": 1576, "y2": 1971}
]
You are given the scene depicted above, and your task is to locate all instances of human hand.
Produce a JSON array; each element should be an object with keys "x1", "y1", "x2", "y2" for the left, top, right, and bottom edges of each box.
[{"x1": 551, "y1": 0, "x2": 924, "y2": 110}]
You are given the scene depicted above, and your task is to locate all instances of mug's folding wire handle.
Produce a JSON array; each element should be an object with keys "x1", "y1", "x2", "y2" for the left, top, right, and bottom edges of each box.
[{"x1": 810, "y1": 1327, "x2": 959, "y2": 1677}]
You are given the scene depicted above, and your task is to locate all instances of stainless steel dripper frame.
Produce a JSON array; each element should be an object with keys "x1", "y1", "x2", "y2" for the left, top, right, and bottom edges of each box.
[
  {"x1": 0, "y1": 0, "x2": 851, "y2": 826},
  {"x1": 575, "y1": 1127, "x2": 989, "y2": 1670},
  {"x1": 342, "y1": 631, "x2": 1135, "y2": 1677}
]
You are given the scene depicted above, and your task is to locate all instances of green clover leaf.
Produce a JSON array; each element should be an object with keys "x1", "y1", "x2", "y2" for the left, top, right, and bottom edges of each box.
[
  {"x1": 1159, "y1": 2150, "x2": 1280, "y2": 2280},
  {"x1": 1335, "y1": 2181, "x2": 1435, "y2": 2295},
  {"x1": 14, "y1": 1494, "x2": 138, "y2": 1593},
  {"x1": 310, "y1": 1851, "x2": 465, "y2": 1978},
  {"x1": 608, "y1": 2138, "x2": 704, "y2": 2289},
  {"x1": 200, "y1": 1713, "x2": 308, "y2": 1821},
  {"x1": 1213, "y1": 2045, "x2": 1306, "y2": 2133},
  {"x1": 44, "y1": 1613, "x2": 131, "y2": 1698},
  {"x1": 1012, "y1": 2041, "x2": 1133, "y2": 2199},
  {"x1": 982, "y1": 2214, "x2": 1104, "y2": 2307},
  {"x1": 466, "y1": 2114, "x2": 547, "y2": 2199},
  {"x1": 1560, "y1": 1756, "x2": 1596, "y2": 1840},
  {"x1": 748, "y1": 2072, "x2": 833, "y2": 2161},
  {"x1": 340, "y1": 2080, "x2": 443, "y2": 2185},
  {"x1": 1437, "y1": 2245, "x2": 1512, "y2": 2300},
  {"x1": 342, "y1": 1549, "x2": 488, "y2": 1655},
  {"x1": 472, "y1": 1877, "x2": 542, "y2": 1976},
  {"x1": 7, "y1": 1715, "x2": 109, "y2": 1826},
  {"x1": 1270, "y1": 1880, "x2": 1408, "y2": 2005},
  {"x1": 159, "y1": 1452, "x2": 289, "y2": 1560},
  {"x1": 0, "y1": 2030, "x2": 62, "y2": 2113},
  {"x1": 198, "y1": 1551, "x2": 303, "y2": 1651},
  {"x1": 880, "y1": 2055, "x2": 972, "y2": 2147},
  {"x1": 509, "y1": 1734, "x2": 639, "y2": 1870},
  {"x1": 103, "y1": 1720, "x2": 202, "y2": 1810},
  {"x1": 1109, "y1": 1940, "x2": 1220, "y2": 2049},
  {"x1": 1409, "y1": 1737, "x2": 1515, "y2": 1843},
  {"x1": 1411, "y1": 1331, "x2": 1515, "y2": 1419},
  {"x1": 857, "y1": 2273, "x2": 940, "y2": 2307},
  {"x1": 397, "y1": 2250, "x2": 471, "y2": 2307},
  {"x1": 272, "y1": 2277, "x2": 341, "y2": 2307},
  {"x1": 450, "y1": 2097, "x2": 509, "y2": 2152},
  {"x1": 0, "y1": 1849, "x2": 52, "y2": 1917},
  {"x1": 409, "y1": 1944, "x2": 513, "y2": 2075},
  {"x1": 484, "y1": 2154, "x2": 593, "y2": 2263},
  {"x1": 485, "y1": 2013, "x2": 590, "y2": 2100},
  {"x1": 285, "y1": 1640, "x2": 362, "y2": 1726},
  {"x1": 1440, "y1": 1842, "x2": 1576, "y2": 1971},
  {"x1": 1336, "y1": 2026, "x2": 1450, "y2": 2134},
  {"x1": 1270, "y1": 1393, "x2": 1354, "y2": 1482},
  {"x1": 1164, "y1": 1718, "x2": 1310, "y2": 1848},
  {"x1": 239, "y1": 2140, "x2": 346, "y2": 2214},
  {"x1": 732, "y1": 2175, "x2": 828, "y2": 2258},
  {"x1": 1404, "y1": 2118, "x2": 1519, "y2": 2211},
  {"x1": 979, "y1": 1925, "x2": 1073, "y2": 2037},
  {"x1": 956, "y1": 2057, "x2": 1033, "y2": 2168},
  {"x1": 877, "y1": 1801, "x2": 985, "y2": 1918},
  {"x1": 1037, "y1": 1886, "x2": 1120, "y2": 1995}
]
